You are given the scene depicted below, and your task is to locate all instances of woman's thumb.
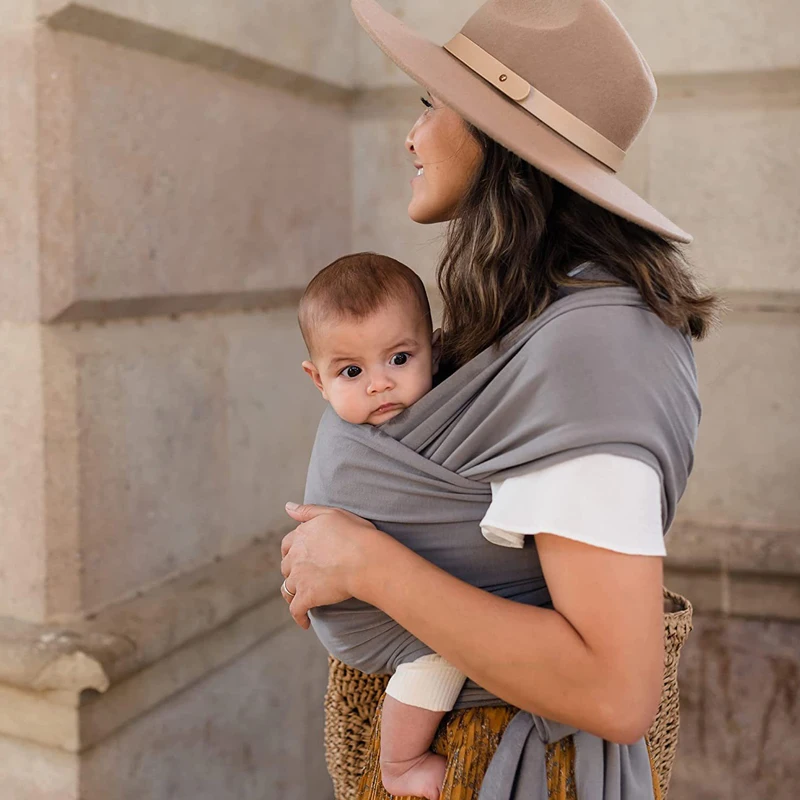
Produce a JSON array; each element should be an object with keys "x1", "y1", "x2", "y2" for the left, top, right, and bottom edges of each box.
[{"x1": 285, "y1": 502, "x2": 324, "y2": 522}]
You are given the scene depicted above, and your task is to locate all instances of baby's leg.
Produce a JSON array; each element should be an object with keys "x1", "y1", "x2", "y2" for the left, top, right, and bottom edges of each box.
[{"x1": 380, "y1": 695, "x2": 447, "y2": 800}]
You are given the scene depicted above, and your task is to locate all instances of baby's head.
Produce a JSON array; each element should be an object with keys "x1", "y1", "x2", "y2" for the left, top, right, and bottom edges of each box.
[{"x1": 299, "y1": 253, "x2": 440, "y2": 425}]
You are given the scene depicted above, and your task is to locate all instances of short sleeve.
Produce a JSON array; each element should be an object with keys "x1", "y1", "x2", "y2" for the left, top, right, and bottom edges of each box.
[{"x1": 480, "y1": 453, "x2": 666, "y2": 556}]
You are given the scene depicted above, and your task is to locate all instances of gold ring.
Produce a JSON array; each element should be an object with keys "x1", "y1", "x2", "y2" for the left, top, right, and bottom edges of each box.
[{"x1": 281, "y1": 579, "x2": 296, "y2": 599}]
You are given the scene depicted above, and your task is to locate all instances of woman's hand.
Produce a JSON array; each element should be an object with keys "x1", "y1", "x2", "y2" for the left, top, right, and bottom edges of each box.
[{"x1": 280, "y1": 502, "x2": 384, "y2": 629}]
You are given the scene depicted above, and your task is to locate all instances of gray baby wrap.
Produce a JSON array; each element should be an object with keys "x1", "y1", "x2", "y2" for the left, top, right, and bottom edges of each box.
[{"x1": 304, "y1": 274, "x2": 700, "y2": 799}]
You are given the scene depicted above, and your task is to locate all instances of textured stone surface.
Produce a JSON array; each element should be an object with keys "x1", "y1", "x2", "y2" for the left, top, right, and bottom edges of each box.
[
  {"x1": 649, "y1": 101, "x2": 800, "y2": 293},
  {"x1": 670, "y1": 614, "x2": 800, "y2": 800},
  {"x1": 39, "y1": 31, "x2": 351, "y2": 320},
  {"x1": 45, "y1": 309, "x2": 321, "y2": 615},
  {"x1": 0, "y1": 622, "x2": 331, "y2": 800},
  {"x1": 611, "y1": 0, "x2": 800, "y2": 76},
  {"x1": 80, "y1": 624, "x2": 331, "y2": 800},
  {"x1": 0, "y1": 27, "x2": 39, "y2": 322},
  {"x1": 225, "y1": 311, "x2": 326, "y2": 556},
  {"x1": 40, "y1": 0, "x2": 356, "y2": 88},
  {"x1": 0, "y1": 325, "x2": 46, "y2": 621},
  {"x1": 0, "y1": 0, "x2": 35, "y2": 26},
  {"x1": 0, "y1": 735, "x2": 78, "y2": 800},
  {"x1": 679, "y1": 312, "x2": 800, "y2": 530},
  {"x1": 354, "y1": 0, "x2": 800, "y2": 87}
]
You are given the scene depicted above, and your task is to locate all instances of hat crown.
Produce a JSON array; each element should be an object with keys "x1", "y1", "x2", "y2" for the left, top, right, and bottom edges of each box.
[{"x1": 460, "y1": 0, "x2": 656, "y2": 151}]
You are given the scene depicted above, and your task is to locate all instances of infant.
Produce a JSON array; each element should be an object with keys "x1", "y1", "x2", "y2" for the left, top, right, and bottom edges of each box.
[{"x1": 299, "y1": 252, "x2": 463, "y2": 800}]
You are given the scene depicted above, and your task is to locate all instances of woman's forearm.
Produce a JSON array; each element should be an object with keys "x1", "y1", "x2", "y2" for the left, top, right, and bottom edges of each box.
[{"x1": 356, "y1": 534, "x2": 661, "y2": 743}]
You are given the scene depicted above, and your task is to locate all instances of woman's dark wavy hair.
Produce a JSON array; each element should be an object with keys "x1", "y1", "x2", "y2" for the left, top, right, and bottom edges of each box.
[{"x1": 437, "y1": 124, "x2": 722, "y2": 372}]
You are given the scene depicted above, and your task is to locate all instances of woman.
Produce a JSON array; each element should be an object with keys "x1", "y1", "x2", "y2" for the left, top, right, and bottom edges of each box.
[{"x1": 280, "y1": 0, "x2": 719, "y2": 797}]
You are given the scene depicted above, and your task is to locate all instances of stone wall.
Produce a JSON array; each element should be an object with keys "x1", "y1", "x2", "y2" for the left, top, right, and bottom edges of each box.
[
  {"x1": 1, "y1": 1, "x2": 797, "y2": 798},
  {"x1": 1, "y1": 0, "x2": 346, "y2": 797}
]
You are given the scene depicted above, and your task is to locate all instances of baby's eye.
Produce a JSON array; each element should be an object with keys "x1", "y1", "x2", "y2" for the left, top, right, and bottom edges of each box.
[
  {"x1": 420, "y1": 96, "x2": 433, "y2": 109},
  {"x1": 341, "y1": 365, "x2": 362, "y2": 379},
  {"x1": 390, "y1": 353, "x2": 410, "y2": 366}
]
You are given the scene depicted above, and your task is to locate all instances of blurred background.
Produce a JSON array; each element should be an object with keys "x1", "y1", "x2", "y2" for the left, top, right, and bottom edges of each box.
[{"x1": 0, "y1": 0, "x2": 798, "y2": 798}]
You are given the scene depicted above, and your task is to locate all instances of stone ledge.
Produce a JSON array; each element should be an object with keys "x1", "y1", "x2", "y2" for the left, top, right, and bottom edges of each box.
[
  {"x1": 42, "y1": 3, "x2": 354, "y2": 102},
  {"x1": 666, "y1": 521, "x2": 800, "y2": 621},
  {"x1": 667, "y1": 521, "x2": 800, "y2": 578},
  {"x1": 0, "y1": 534, "x2": 286, "y2": 696},
  {"x1": 49, "y1": 288, "x2": 305, "y2": 324},
  {"x1": 0, "y1": 534, "x2": 292, "y2": 751}
]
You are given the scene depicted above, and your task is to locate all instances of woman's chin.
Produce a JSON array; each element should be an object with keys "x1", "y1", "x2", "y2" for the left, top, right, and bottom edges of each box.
[{"x1": 408, "y1": 199, "x2": 449, "y2": 225}]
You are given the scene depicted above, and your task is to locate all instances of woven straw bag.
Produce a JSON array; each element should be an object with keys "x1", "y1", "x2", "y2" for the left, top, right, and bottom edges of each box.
[{"x1": 323, "y1": 588, "x2": 693, "y2": 800}]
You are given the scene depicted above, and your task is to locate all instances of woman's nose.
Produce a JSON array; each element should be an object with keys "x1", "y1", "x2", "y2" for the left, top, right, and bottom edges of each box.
[{"x1": 405, "y1": 125, "x2": 416, "y2": 156}]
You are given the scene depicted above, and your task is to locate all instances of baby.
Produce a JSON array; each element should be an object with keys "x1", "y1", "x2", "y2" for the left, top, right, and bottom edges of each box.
[{"x1": 299, "y1": 252, "x2": 464, "y2": 800}]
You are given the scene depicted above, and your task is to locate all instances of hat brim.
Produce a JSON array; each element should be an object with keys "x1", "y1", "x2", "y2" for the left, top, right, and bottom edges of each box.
[{"x1": 352, "y1": 0, "x2": 691, "y2": 244}]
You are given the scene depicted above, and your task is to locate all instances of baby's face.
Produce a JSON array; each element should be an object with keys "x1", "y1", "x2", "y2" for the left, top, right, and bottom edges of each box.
[{"x1": 303, "y1": 300, "x2": 439, "y2": 425}]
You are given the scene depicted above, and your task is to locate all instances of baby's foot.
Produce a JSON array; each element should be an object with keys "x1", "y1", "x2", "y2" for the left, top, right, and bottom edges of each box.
[{"x1": 380, "y1": 750, "x2": 446, "y2": 800}]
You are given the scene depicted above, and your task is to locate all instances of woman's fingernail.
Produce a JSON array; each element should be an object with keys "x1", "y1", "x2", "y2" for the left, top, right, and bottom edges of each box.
[{"x1": 285, "y1": 502, "x2": 299, "y2": 511}]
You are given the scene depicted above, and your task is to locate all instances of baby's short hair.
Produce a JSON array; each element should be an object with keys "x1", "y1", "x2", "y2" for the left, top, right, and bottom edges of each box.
[{"x1": 299, "y1": 252, "x2": 432, "y2": 355}]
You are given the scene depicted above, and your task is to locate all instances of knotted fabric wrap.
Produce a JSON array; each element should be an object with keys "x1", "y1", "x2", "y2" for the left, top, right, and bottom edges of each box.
[
  {"x1": 304, "y1": 272, "x2": 699, "y2": 799},
  {"x1": 479, "y1": 713, "x2": 657, "y2": 800}
]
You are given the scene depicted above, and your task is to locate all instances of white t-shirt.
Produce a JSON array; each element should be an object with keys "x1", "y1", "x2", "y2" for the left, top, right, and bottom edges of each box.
[{"x1": 480, "y1": 453, "x2": 666, "y2": 556}]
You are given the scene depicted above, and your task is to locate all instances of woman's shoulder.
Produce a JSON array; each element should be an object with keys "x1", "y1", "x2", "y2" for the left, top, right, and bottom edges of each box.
[
  {"x1": 532, "y1": 285, "x2": 693, "y2": 366},
  {"x1": 512, "y1": 286, "x2": 698, "y2": 416}
]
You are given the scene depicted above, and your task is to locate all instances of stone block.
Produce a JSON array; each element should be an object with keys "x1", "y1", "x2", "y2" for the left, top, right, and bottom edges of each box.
[
  {"x1": 0, "y1": 324, "x2": 46, "y2": 622},
  {"x1": 38, "y1": 30, "x2": 351, "y2": 321},
  {"x1": 80, "y1": 624, "x2": 331, "y2": 800},
  {"x1": 40, "y1": 0, "x2": 357, "y2": 88},
  {"x1": 649, "y1": 101, "x2": 800, "y2": 293},
  {"x1": 64, "y1": 315, "x2": 230, "y2": 613},
  {"x1": 610, "y1": 0, "x2": 800, "y2": 76},
  {"x1": 670, "y1": 614, "x2": 800, "y2": 800},
  {"x1": 679, "y1": 312, "x2": 800, "y2": 530},
  {"x1": 0, "y1": 735, "x2": 78, "y2": 800},
  {"x1": 224, "y1": 308, "x2": 327, "y2": 555},
  {"x1": 0, "y1": 0, "x2": 35, "y2": 27},
  {"x1": 44, "y1": 308, "x2": 319, "y2": 615},
  {"x1": 0, "y1": 27, "x2": 39, "y2": 322}
]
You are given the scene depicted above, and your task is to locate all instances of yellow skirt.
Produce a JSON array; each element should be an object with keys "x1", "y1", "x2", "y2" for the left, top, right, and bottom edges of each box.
[{"x1": 356, "y1": 695, "x2": 662, "y2": 800}]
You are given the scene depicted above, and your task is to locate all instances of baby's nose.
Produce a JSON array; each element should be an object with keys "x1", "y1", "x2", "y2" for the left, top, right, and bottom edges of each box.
[{"x1": 367, "y1": 371, "x2": 395, "y2": 394}]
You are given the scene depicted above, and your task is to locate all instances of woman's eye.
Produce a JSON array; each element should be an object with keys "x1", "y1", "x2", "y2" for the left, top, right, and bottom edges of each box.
[
  {"x1": 341, "y1": 365, "x2": 362, "y2": 379},
  {"x1": 390, "y1": 353, "x2": 409, "y2": 366},
  {"x1": 420, "y1": 96, "x2": 433, "y2": 109}
]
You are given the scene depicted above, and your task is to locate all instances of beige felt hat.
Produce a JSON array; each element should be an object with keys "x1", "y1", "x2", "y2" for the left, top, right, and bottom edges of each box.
[{"x1": 352, "y1": 0, "x2": 691, "y2": 243}]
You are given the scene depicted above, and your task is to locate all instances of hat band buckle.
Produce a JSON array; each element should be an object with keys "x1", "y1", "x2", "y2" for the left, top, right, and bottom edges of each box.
[{"x1": 443, "y1": 33, "x2": 626, "y2": 173}]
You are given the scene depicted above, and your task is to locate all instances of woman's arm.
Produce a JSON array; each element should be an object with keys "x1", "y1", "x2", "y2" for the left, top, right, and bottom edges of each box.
[{"x1": 281, "y1": 504, "x2": 664, "y2": 744}]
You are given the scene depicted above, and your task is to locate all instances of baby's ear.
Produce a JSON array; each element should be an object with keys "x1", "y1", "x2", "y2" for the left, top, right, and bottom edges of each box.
[
  {"x1": 302, "y1": 360, "x2": 328, "y2": 400},
  {"x1": 431, "y1": 328, "x2": 443, "y2": 375}
]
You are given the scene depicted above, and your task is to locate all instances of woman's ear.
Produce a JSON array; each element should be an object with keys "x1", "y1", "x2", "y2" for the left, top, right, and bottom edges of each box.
[
  {"x1": 302, "y1": 360, "x2": 328, "y2": 401},
  {"x1": 431, "y1": 328, "x2": 443, "y2": 375}
]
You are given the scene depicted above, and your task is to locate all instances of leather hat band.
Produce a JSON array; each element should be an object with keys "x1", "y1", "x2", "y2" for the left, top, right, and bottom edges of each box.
[{"x1": 443, "y1": 33, "x2": 626, "y2": 172}]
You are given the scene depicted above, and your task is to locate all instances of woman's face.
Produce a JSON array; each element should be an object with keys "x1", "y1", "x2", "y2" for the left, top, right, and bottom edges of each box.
[{"x1": 405, "y1": 93, "x2": 483, "y2": 224}]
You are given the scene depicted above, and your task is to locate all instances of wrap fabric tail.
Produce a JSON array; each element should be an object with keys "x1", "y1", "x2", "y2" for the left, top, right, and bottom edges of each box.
[
  {"x1": 354, "y1": 695, "x2": 663, "y2": 800},
  {"x1": 306, "y1": 273, "x2": 700, "y2": 800}
]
